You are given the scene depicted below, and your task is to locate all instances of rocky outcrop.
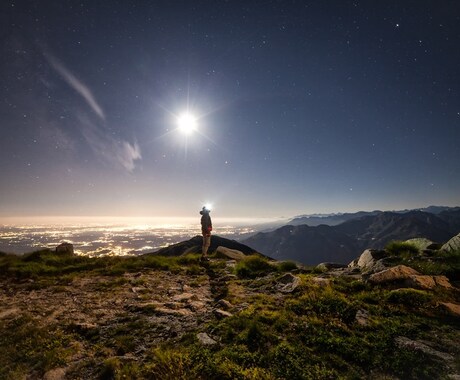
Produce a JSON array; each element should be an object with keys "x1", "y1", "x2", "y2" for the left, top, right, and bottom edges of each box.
[
  {"x1": 439, "y1": 302, "x2": 460, "y2": 317},
  {"x1": 395, "y1": 336, "x2": 455, "y2": 362},
  {"x1": 315, "y1": 262, "x2": 347, "y2": 271},
  {"x1": 349, "y1": 249, "x2": 389, "y2": 273},
  {"x1": 197, "y1": 332, "x2": 217, "y2": 346},
  {"x1": 275, "y1": 273, "x2": 301, "y2": 293},
  {"x1": 215, "y1": 246, "x2": 246, "y2": 261},
  {"x1": 441, "y1": 233, "x2": 460, "y2": 252},
  {"x1": 368, "y1": 265, "x2": 453, "y2": 290}
]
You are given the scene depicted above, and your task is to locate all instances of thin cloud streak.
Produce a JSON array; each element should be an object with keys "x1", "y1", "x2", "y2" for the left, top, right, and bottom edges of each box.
[
  {"x1": 45, "y1": 53, "x2": 105, "y2": 120},
  {"x1": 78, "y1": 115, "x2": 142, "y2": 172}
]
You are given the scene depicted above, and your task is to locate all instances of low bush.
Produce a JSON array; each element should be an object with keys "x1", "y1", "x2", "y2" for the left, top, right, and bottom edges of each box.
[
  {"x1": 276, "y1": 260, "x2": 298, "y2": 272},
  {"x1": 385, "y1": 241, "x2": 419, "y2": 255},
  {"x1": 235, "y1": 255, "x2": 274, "y2": 279},
  {"x1": 386, "y1": 289, "x2": 434, "y2": 307}
]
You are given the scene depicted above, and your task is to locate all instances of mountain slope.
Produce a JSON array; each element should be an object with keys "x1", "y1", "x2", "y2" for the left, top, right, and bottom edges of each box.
[
  {"x1": 148, "y1": 235, "x2": 259, "y2": 257},
  {"x1": 243, "y1": 224, "x2": 358, "y2": 264},
  {"x1": 335, "y1": 211, "x2": 454, "y2": 249},
  {"x1": 243, "y1": 211, "x2": 458, "y2": 264}
]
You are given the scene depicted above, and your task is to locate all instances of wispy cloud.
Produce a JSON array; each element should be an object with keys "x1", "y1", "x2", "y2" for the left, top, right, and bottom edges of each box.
[
  {"x1": 44, "y1": 51, "x2": 141, "y2": 172},
  {"x1": 79, "y1": 115, "x2": 142, "y2": 172},
  {"x1": 45, "y1": 52, "x2": 105, "y2": 120}
]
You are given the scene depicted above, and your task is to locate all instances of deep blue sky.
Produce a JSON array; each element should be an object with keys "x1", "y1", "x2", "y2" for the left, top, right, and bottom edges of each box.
[{"x1": 1, "y1": 1, "x2": 459, "y2": 219}]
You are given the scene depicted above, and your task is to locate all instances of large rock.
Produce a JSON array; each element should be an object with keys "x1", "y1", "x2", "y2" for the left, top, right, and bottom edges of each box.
[
  {"x1": 439, "y1": 302, "x2": 460, "y2": 317},
  {"x1": 356, "y1": 249, "x2": 387, "y2": 271},
  {"x1": 276, "y1": 273, "x2": 301, "y2": 293},
  {"x1": 395, "y1": 336, "x2": 454, "y2": 363},
  {"x1": 197, "y1": 332, "x2": 217, "y2": 346},
  {"x1": 368, "y1": 265, "x2": 453, "y2": 290},
  {"x1": 368, "y1": 265, "x2": 419, "y2": 285},
  {"x1": 405, "y1": 238, "x2": 440, "y2": 251},
  {"x1": 55, "y1": 242, "x2": 74, "y2": 255},
  {"x1": 441, "y1": 233, "x2": 460, "y2": 252},
  {"x1": 316, "y1": 262, "x2": 347, "y2": 271},
  {"x1": 215, "y1": 246, "x2": 246, "y2": 261},
  {"x1": 43, "y1": 368, "x2": 66, "y2": 380}
]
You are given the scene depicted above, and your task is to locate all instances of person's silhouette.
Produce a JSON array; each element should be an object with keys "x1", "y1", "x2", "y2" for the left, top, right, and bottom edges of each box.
[{"x1": 200, "y1": 206, "x2": 212, "y2": 261}]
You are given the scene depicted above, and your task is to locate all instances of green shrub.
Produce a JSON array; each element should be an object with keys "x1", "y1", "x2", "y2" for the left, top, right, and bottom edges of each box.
[
  {"x1": 277, "y1": 261, "x2": 298, "y2": 272},
  {"x1": 144, "y1": 348, "x2": 191, "y2": 380},
  {"x1": 235, "y1": 256, "x2": 274, "y2": 279},
  {"x1": 386, "y1": 289, "x2": 433, "y2": 307},
  {"x1": 385, "y1": 241, "x2": 419, "y2": 255}
]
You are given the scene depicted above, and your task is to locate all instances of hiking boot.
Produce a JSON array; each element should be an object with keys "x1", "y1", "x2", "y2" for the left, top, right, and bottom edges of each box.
[{"x1": 200, "y1": 256, "x2": 210, "y2": 262}]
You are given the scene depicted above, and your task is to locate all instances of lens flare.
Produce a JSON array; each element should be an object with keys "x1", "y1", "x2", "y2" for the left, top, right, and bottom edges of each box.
[{"x1": 177, "y1": 113, "x2": 197, "y2": 135}]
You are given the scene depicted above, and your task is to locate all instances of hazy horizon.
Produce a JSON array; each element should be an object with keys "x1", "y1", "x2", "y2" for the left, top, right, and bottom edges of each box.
[{"x1": 2, "y1": 202, "x2": 460, "y2": 227}]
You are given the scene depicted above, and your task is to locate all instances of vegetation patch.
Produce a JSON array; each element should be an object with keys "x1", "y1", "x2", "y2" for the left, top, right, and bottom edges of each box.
[
  {"x1": 385, "y1": 241, "x2": 419, "y2": 255},
  {"x1": 235, "y1": 255, "x2": 275, "y2": 279}
]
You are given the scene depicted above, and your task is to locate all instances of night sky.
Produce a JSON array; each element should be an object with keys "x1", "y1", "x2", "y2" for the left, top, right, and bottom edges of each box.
[{"x1": 1, "y1": 1, "x2": 459, "y2": 219}]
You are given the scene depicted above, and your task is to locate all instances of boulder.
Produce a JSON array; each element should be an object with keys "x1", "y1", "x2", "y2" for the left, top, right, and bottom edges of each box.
[
  {"x1": 433, "y1": 276, "x2": 453, "y2": 289},
  {"x1": 368, "y1": 265, "x2": 453, "y2": 290},
  {"x1": 348, "y1": 258, "x2": 359, "y2": 268},
  {"x1": 197, "y1": 332, "x2": 217, "y2": 346},
  {"x1": 403, "y1": 275, "x2": 436, "y2": 290},
  {"x1": 316, "y1": 262, "x2": 347, "y2": 271},
  {"x1": 43, "y1": 368, "x2": 66, "y2": 380},
  {"x1": 276, "y1": 273, "x2": 301, "y2": 293},
  {"x1": 215, "y1": 246, "x2": 246, "y2": 261},
  {"x1": 439, "y1": 302, "x2": 460, "y2": 317},
  {"x1": 441, "y1": 233, "x2": 460, "y2": 252},
  {"x1": 368, "y1": 265, "x2": 419, "y2": 285},
  {"x1": 405, "y1": 238, "x2": 440, "y2": 251},
  {"x1": 356, "y1": 249, "x2": 387, "y2": 271},
  {"x1": 55, "y1": 242, "x2": 74, "y2": 255},
  {"x1": 395, "y1": 336, "x2": 454, "y2": 363},
  {"x1": 214, "y1": 309, "x2": 233, "y2": 319},
  {"x1": 216, "y1": 299, "x2": 233, "y2": 310},
  {"x1": 355, "y1": 309, "x2": 370, "y2": 326}
]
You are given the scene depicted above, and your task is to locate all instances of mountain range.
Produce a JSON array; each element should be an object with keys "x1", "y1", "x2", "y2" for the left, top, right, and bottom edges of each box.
[
  {"x1": 289, "y1": 205, "x2": 460, "y2": 226},
  {"x1": 243, "y1": 208, "x2": 460, "y2": 265}
]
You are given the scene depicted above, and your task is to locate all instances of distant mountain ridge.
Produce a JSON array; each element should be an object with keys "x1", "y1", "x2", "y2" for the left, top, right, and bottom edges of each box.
[
  {"x1": 244, "y1": 208, "x2": 460, "y2": 265},
  {"x1": 289, "y1": 206, "x2": 459, "y2": 227}
]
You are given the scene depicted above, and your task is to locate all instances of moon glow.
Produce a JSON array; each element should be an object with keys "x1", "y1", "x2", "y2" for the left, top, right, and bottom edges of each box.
[{"x1": 177, "y1": 113, "x2": 197, "y2": 135}]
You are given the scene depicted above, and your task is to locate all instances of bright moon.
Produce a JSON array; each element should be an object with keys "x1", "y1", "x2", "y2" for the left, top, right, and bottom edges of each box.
[{"x1": 177, "y1": 113, "x2": 197, "y2": 135}]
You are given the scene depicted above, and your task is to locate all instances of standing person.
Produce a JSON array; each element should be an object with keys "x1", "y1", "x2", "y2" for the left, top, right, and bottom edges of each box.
[{"x1": 200, "y1": 206, "x2": 212, "y2": 261}]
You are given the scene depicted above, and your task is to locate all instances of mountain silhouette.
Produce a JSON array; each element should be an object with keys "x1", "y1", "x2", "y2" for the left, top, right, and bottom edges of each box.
[
  {"x1": 243, "y1": 224, "x2": 358, "y2": 264},
  {"x1": 243, "y1": 210, "x2": 459, "y2": 264},
  {"x1": 147, "y1": 235, "x2": 259, "y2": 257}
]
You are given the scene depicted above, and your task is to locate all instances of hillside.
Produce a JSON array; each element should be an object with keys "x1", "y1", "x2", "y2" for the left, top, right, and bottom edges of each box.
[
  {"x1": 243, "y1": 224, "x2": 358, "y2": 263},
  {"x1": 0, "y1": 244, "x2": 459, "y2": 379},
  {"x1": 148, "y1": 235, "x2": 260, "y2": 257},
  {"x1": 244, "y1": 211, "x2": 458, "y2": 264}
]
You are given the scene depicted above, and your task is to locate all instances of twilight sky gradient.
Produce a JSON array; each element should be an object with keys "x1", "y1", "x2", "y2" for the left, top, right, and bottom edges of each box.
[{"x1": 1, "y1": 1, "x2": 459, "y2": 219}]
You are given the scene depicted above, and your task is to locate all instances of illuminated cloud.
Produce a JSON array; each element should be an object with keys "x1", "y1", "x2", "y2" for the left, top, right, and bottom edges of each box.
[
  {"x1": 45, "y1": 52, "x2": 105, "y2": 120},
  {"x1": 44, "y1": 51, "x2": 141, "y2": 172},
  {"x1": 79, "y1": 115, "x2": 142, "y2": 172}
]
